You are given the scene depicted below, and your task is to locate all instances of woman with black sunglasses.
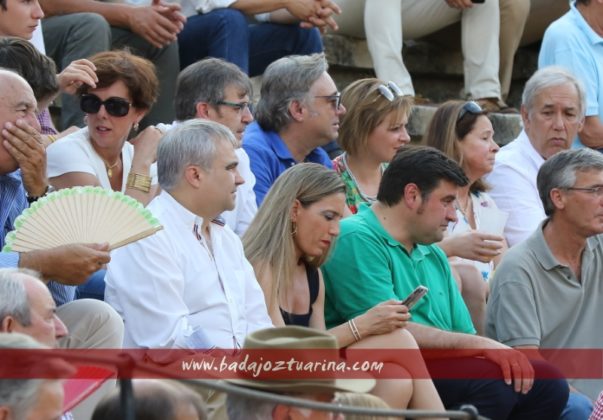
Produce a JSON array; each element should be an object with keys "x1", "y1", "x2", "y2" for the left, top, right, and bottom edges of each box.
[
  {"x1": 334, "y1": 78, "x2": 413, "y2": 215},
  {"x1": 46, "y1": 50, "x2": 162, "y2": 206},
  {"x1": 423, "y1": 100, "x2": 508, "y2": 335}
]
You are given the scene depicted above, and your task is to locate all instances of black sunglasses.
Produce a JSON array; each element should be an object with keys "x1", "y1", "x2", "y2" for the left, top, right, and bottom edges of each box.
[
  {"x1": 80, "y1": 94, "x2": 132, "y2": 117},
  {"x1": 457, "y1": 101, "x2": 482, "y2": 122}
]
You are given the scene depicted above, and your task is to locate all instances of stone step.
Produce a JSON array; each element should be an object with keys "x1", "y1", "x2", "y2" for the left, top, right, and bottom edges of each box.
[{"x1": 323, "y1": 33, "x2": 530, "y2": 146}]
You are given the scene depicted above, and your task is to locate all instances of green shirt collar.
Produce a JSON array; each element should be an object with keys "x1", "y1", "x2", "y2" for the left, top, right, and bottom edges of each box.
[{"x1": 357, "y1": 203, "x2": 431, "y2": 259}]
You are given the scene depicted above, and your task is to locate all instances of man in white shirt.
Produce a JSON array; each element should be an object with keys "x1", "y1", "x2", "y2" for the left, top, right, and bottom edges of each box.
[
  {"x1": 105, "y1": 119, "x2": 273, "y2": 349},
  {"x1": 171, "y1": 57, "x2": 257, "y2": 236},
  {"x1": 485, "y1": 66, "x2": 585, "y2": 246}
]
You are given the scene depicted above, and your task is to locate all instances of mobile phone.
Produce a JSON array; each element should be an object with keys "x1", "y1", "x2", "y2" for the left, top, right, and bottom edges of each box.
[
  {"x1": 471, "y1": 0, "x2": 485, "y2": 3},
  {"x1": 401, "y1": 286, "x2": 428, "y2": 309}
]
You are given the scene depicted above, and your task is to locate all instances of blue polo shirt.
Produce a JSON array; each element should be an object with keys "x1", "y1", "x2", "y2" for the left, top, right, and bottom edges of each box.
[
  {"x1": 539, "y1": 1, "x2": 603, "y2": 148},
  {"x1": 242, "y1": 122, "x2": 332, "y2": 205}
]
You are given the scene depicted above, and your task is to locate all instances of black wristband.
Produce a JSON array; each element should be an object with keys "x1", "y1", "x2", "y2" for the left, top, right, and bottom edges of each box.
[{"x1": 26, "y1": 185, "x2": 51, "y2": 204}]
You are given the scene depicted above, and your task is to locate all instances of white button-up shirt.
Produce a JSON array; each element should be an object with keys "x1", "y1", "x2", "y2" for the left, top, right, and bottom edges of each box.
[
  {"x1": 105, "y1": 191, "x2": 272, "y2": 349},
  {"x1": 484, "y1": 130, "x2": 546, "y2": 247},
  {"x1": 156, "y1": 122, "x2": 257, "y2": 237}
]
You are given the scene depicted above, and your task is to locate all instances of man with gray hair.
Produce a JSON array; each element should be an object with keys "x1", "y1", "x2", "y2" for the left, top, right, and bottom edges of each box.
[
  {"x1": 0, "y1": 268, "x2": 67, "y2": 347},
  {"x1": 485, "y1": 66, "x2": 586, "y2": 246},
  {"x1": 167, "y1": 57, "x2": 256, "y2": 236},
  {"x1": 242, "y1": 53, "x2": 345, "y2": 205},
  {"x1": 487, "y1": 148, "x2": 603, "y2": 417},
  {"x1": 0, "y1": 332, "x2": 72, "y2": 420},
  {"x1": 0, "y1": 268, "x2": 120, "y2": 418},
  {"x1": 105, "y1": 119, "x2": 272, "y2": 350}
]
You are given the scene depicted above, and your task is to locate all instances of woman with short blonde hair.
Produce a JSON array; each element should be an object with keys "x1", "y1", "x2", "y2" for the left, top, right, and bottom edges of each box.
[{"x1": 334, "y1": 78, "x2": 412, "y2": 214}]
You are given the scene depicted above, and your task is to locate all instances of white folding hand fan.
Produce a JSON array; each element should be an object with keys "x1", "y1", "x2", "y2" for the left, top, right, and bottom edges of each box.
[{"x1": 2, "y1": 186, "x2": 163, "y2": 252}]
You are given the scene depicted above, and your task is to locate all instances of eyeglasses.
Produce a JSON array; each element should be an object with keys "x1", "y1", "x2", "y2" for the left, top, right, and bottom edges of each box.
[
  {"x1": 314, "y1": 93, "x2": 342, "y2": 110},
  {"x1": 80, "y1": 94, "x2": 131, "y2": 117},
  {"x1": 377, "y1": 81, "x2": 404, "y2": 102},
  {"x1": 216, "y1": 100, "x2": 253, "y2": 113},
  {"x1": 563, "y1": 186, "x2": 603, "y2": 197},
  {"x1": 457, "y1": 101, "x2": 483, "y2": 122},
  {"x1": 215, "y1": 100, "x2": 253, "y2": 113}
]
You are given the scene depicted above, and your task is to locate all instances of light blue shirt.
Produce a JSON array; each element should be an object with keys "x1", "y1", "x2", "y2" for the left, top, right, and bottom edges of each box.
[
  {"x1": 0, "y1": 171, "x2": 26, "y2": 268},
  {"x1": 539, "y1": 1, "x2": 603, "y2": 148}
]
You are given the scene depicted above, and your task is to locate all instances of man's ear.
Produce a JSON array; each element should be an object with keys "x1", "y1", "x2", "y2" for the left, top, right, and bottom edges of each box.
[
  {"x1": 549, "y1": 188, "x2": 566, "y2": 212},
  {"x1": 403, "y1": 183, "x2": 422, "y2": 209},
  {"x1": 520, "y1": 104, "x2": 531, "y2": 130},
  {"x1": 195, "y1": 102, "x2": 211, "y2": 119},
  {"x1": 183, "y1": 165, "x2": 204, "y2": 188},
  {"x1": 0, "y1": 406, "x2": 11, "y2": 420},
  {"x1": 288, "y1": 100, "x2": 305, "y2": 123},
  {"x1": 0, "y1": 316, "x2": 15, "y2": 333}
]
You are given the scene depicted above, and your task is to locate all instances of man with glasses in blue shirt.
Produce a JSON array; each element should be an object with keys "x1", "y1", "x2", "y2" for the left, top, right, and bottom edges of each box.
[
  {"x1": 242, "y1": 53, "x2": 346, "y2": 205},
  {"x1": 487, "y1": 148, "x2": 603, "y2": 419}
]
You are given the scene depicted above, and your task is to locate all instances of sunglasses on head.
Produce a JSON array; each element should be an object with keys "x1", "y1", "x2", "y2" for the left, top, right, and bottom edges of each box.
[
  {"x1": 377, "y1": 81, "x2": 404, "y2": 102},
  {"x1": 457, "y1": 101, "x2": 483, "y2": 122},
  {"x1": 80, "y1": 94, "x2": 132, "y2": 117}
]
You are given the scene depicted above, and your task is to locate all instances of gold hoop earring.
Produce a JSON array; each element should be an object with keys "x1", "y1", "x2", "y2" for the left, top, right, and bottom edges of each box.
[{"x1": 291, "y1": 222, "x2": 297, "y2": 236}]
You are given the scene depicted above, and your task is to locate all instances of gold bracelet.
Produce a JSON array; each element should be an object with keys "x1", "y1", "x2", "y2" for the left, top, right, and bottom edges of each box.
[
  {"x1": 126, "y1": 172, "x2": 152, "y2": 193},
  {"x1": 47, "y1": 135, "x2": 57, "y2": 144}
]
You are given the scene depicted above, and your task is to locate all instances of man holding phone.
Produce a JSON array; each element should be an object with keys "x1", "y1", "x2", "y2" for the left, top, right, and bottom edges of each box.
[{"x1": 322, "y1": 145, "x2": 568, "y2": 419}]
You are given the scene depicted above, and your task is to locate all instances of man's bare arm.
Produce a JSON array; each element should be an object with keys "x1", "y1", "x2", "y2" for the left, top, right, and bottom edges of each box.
[
  {"x1": 231, "y1": 0, "x2": 340, "y2": 29},
  {"x1": 19, "y1": 244, "x2": 111, "y2": 285},
  {"x1": 407, "y1": 322, "x2": 535, "y2": 394}
]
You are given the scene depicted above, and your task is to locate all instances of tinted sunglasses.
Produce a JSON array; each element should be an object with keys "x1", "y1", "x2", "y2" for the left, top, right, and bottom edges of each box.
[
  {"x1": 457, "y1": 101, "x2": 482, "y2": 122},
  {"x1": 377, "y1": 81, "x2": 404, "y2": 102},
  {"x1": 314, "y1": 93, "x2": 342, "y2": 110},
  {"x1": 80, "y1": 94, "x2": 132, "y2": 117}
]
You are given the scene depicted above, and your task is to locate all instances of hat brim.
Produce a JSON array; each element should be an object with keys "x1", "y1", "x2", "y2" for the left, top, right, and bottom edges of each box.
[{"x1": 226, "y1": 377, "x2": 375, "y2": 394}]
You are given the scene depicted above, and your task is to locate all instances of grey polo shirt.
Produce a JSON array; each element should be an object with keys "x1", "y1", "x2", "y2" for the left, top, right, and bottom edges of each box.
[{"x1": 486, "y1": 220, "x2": 603, "y2": 399}]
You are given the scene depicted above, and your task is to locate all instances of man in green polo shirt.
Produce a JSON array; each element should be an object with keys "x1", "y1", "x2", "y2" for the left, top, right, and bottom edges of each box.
[{"x1": 322, "y1": 145, "x2": 568, "y2": 419}]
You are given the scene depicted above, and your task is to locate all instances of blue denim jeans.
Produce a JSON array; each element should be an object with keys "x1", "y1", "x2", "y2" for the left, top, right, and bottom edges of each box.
[
  {"x1": 178, "y1": 8, "x2": 322, "y2": 75},
  {"x1": 561, "y1": 392, "x2": 593, "y2": 420},
  {"x1": 428, "y1": 358, "x2": 569, "y2": 420},
  {"x1": 76, "y1": 269, "x2": 106, "y2": 301}
]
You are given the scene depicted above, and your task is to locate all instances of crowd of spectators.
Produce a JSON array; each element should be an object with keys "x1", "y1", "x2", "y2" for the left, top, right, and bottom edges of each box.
[{"x1": 2, "y1": 0, "x2": 603, "y2": 419}]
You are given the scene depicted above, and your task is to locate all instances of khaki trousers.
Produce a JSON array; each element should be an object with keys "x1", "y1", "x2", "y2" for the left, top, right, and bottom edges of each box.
[
  {"x1": 333, "y1": 0, "x2": 502, "y2": 99},
  {"x1": 57, "y1": 299, "x2": 124, "y2": 419}
]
